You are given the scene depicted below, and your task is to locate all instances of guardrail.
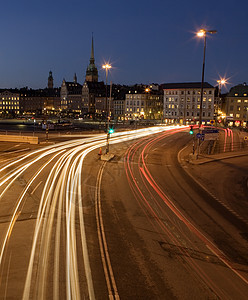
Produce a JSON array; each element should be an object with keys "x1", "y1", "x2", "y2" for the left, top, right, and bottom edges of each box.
[{"x1": 0, "y1": 134, "x2": 38, "y2": 144}]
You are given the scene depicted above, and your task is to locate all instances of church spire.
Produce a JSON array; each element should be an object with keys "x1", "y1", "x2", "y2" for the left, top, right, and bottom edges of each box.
[
  {"x1": 86, "y1": 34, "x2": 98, "y2": 82},
  {"x1": 90, "y1": 35, "x2": 95, "y2": 63}
]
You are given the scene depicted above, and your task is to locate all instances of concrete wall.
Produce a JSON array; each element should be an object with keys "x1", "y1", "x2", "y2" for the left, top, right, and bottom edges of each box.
[{"x1": 0, "y1": 135, "x2": 38, "y2": 144}]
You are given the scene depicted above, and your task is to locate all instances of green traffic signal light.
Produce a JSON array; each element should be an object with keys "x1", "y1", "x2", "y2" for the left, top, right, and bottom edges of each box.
[
  {"x1": 189, "y1": 126, "x2": 194, "y2": 134},
  {"x1": 108, "y1": 128, "x2": 114, "y2": 134}
]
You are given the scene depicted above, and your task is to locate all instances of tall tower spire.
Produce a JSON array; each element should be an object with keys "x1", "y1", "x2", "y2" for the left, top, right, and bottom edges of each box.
[
  {"x1": 90, "y1": 34, "x2": 94, "y2": 63},
  {"x1": 86, "y1": 34, "x2": 98, "y2": 82},
  {"x1": 48, "y1": 71, "x2": 54, "y2": 89}
]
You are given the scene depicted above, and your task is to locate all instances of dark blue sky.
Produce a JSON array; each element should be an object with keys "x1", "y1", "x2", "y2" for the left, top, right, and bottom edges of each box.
[{"x1": 0, "y1": 0, "x2": 247, "y2": 92}]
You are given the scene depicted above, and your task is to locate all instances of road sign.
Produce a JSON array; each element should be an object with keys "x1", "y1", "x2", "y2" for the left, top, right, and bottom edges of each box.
[
  {"x1": 210, "y1": 120, "x2": 215, "y2": 124},
  {"x1": 244, "y1": 136, "x2": 248, "y2": 141},
  {"x1": 196, "y1": 133, "x2": 205, "y2": 139},
  {"x1": 202, "y1": 129, "x2": 219, "y2": 134}
]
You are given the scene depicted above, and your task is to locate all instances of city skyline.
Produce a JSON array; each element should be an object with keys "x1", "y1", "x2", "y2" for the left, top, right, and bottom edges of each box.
[{"x1": 1, "y1": 0, "x2": 247, "y2": 91}]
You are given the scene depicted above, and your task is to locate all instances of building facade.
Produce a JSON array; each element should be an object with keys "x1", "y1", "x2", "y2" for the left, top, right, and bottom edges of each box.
[
  {"x1": 223, "y1": 82, "x2": 248, "y2": 127},
  {"x1": 82, "y1": 81, "x2": 106, "y2": 116},
  {"x1": 125, "y1": 86, "x2": 163, "y2": 120},
  {"x1": 163, "y1": 82, "x2": 215, "y2": 125},
  {"x1": 20, "y1": 87, "x2": 60, "y2": 115},
  {"x1": 60, "y1": 75, "x2": 82, "y2": 114},
  {"x1": 0, "y1": 89, "x2": 20, "y2": 117}
]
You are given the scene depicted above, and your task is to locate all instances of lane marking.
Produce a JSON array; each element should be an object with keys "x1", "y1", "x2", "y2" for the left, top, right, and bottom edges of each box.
[
  {"x1": 95, "y1": 163, "x2": 120, "y2": 300},
  {"x1": 31, "y1": 181, "x2": 42, "y2": 195}
]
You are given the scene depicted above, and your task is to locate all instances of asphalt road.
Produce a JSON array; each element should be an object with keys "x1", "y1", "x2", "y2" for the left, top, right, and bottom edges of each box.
[
  {"x1": 0, "y1": 127, "x2": 247, "y2": 299},
  {"x1": 97, "y1": 130, "x2": 248, "y2": 299}
]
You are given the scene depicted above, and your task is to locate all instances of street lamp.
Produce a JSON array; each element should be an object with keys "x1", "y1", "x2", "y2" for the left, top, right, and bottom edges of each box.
[
  {"x1": 102, "y1": 63, "x2": 112, "y2": 154},
  {"x1": 216, "y1": 78, "x2": 227, "y2": 120},
  {"x1": 197, "y1": 29, "x2": 217, "y2": 128}
]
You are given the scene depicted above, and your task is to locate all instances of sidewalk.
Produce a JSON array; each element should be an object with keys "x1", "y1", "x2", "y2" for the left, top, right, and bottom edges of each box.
[{"x1": 188, "y1": 149, "x2": 248, "y2": 165}]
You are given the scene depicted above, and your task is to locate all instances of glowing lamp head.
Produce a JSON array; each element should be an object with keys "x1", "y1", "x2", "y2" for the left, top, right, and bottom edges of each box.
[
  {"x1": 197, "y1": 29, "x2": 205, "y2": 37},
  {"x1": 102, "y1": 63, "x2": 112, "y2": 70}
]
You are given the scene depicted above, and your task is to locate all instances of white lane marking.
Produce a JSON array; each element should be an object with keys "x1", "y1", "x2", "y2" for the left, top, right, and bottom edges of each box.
[{"x1": 31, "y1": 181, "x2": 42, "y2": 195}]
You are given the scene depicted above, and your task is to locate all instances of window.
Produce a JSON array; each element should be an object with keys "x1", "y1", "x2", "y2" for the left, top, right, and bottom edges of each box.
[
  {"x1": 236, "y1": 113, "x2": 240, "y2": 118},
  {"x1": 237, "y1": 99, "x2": 241, "y2": 103},
  {"x1": 209, "y1": 90, "x2": 212, "y2": 94},
  {"x1": 230, "y1": 106, "x2": 233, "y2": 111},
  {"x1": 181, "y1": 91, "x2": 184, "y2": 94}
]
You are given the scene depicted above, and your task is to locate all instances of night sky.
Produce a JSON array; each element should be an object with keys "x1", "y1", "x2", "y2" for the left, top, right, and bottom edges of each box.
[{"x1": 1, "y1": 0, "x2": 247, "y2": 91}]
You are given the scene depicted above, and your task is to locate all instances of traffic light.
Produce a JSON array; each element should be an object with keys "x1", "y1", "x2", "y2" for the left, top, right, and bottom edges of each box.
[
  {"x1": 108, "y1": 127, "x2": 114, "y2": 134},
  {"x1": 189, "y1": 125, "x2": 194, "y2": 135}
]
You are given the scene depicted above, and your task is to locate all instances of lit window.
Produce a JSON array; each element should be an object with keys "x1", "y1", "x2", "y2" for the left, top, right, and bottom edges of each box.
[
  {"x1": 237, "y1": 99, "x2": 241, "y2": 103},
  {"x1": 235, "y1": 93, "x2": 238, "y2": 96},
  {"x1": 244, "y1": 94, "x2": 247, "y2": 96},
  {"x1": 236, "y1": 114, "x2": 240, "y2": 118}
]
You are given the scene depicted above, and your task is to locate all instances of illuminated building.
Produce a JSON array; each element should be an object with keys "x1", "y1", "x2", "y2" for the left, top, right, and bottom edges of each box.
[
  {"x1": 223, "y1": 82, "x2": 248, "y2": 127},
  {"x1": 163, "y1": 82, "x2": 215, "y2": 125}
]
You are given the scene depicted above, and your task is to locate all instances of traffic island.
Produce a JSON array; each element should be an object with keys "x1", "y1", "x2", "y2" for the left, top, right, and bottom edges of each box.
[{"x1": 100, "y1": 153, "x2": 115, "y2": 161}]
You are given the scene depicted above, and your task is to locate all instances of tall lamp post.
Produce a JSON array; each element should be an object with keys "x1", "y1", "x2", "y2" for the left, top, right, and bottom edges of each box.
[
  {"x1": 216, "y1": 78, "x2": 226, "y2": 123},
  {"x1": 197, "y1": 29, "x2": 217, "y2": 128},
  {"x1": 102, "y1": 63, "x2": 112, "y2": 154}
]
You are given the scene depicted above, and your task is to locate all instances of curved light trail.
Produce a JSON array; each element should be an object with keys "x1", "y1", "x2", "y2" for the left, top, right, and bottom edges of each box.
[
  {"x1": 124, "y1": 128, "x2": 248, "y2": 299},
  {"x1": 0, "y1": 125, "x2": 181, "y2": 299}
]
